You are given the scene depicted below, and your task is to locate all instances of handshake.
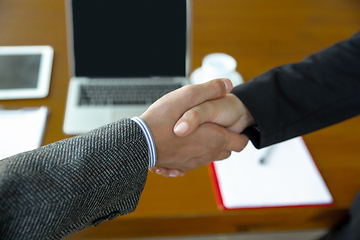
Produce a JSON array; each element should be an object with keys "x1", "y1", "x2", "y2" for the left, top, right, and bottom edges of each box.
[{"x1": 140, "y1": 78, "x2": 255, "y2": 177}]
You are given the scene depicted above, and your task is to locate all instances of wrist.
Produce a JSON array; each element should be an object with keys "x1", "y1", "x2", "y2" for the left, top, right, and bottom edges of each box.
[
  {"x1": 131, "y1": 117, "x2": 157, "y2": 169},
  {"x1": 238, "y1": 99, "x2": 256, "y2": 130}
]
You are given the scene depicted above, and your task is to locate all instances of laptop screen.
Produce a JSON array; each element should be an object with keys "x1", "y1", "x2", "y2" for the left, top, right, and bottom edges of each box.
[{"x1": 70, "y1": 0, "x2": 188, "y2": 78}]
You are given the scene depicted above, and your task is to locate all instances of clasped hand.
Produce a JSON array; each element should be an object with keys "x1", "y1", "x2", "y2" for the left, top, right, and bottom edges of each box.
[{"x1": 140, "y1": 78, "x2": 254, "y2": 177}]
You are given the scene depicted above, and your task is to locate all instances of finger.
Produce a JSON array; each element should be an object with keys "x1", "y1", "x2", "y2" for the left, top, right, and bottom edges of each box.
[
  {"x1": 149, "y1": 166, "x2": 166, "y2": 175},
  {"x1": 160, "y1": 169, "x2": 185, "y2": 178},
  {"x1": 224, "y1": 132, "x2": 249, "y2": 152},
  {"x1": 174, "y1": 94, "x2": 243, "y2": 137},
  {"x1": 189, "y1": 78, "x2": 233, "y2": 104},
  {"x1": 142, "y1": 78, "x2": 232, "y2": 133},
  {"x1": 148, "y1": 166, "x2": 157, "y2": 173},
  {"x1": 193, "y1": 151, "x2": 232, "y2": 165},
  {"x1": 166, "y1": 78, "x2": 232, "y2": 113},
  {"x1": 200, "y1": 123, "x2": 249, "y2": 152},
  {"x1": 149, "y1": 166, "x2": 185, "y2": 178},
  {"x1": 190, "y1": 78, "x2": 233, "y2": 106},
  {"x1": 174, "y1": 101, "x2": 215, "y2": 137},
  {"x1": 168, "y1": 169, "x2": 186, "y2": 177},
  {"x1": 181, "y1": 151, "x2": 232, "y2": 171},
  {"x1": 214, "y1": 150, "x2": 232, "y2": 161}
]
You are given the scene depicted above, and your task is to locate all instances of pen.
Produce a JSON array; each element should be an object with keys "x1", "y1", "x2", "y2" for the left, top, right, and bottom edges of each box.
[{"x1": 259, "y1": 145, "x2": 276, "y2": 165}]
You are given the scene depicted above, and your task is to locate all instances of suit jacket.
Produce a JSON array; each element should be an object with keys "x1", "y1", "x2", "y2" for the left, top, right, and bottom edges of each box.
[
  {"x1": 233, "y1": 31, "x2": 360, "y2": 148},
  {"x1": 233, "y1": 31, "x2": 360, "y2": 240},
  {"x1": 0, "y1": 119, "x2": 149, "y2": 239}
]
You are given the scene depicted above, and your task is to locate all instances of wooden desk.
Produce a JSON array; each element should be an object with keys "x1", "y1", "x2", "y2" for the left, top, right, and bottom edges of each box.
[{"x1": 1, "y1": 0, "x2": 360, "y2": 238}]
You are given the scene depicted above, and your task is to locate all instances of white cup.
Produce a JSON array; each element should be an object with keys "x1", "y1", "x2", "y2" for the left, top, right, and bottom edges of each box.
[
  {"x1": 202, "y1": 53, "x2": 237, "y2": 80},
  {"x1": 190, "y1": 53, "x2": 244, "y2": 86}
]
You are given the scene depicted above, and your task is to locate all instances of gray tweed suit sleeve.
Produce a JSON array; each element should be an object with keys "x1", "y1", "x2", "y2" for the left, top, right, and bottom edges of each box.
[{"x1": 0, "y1": 118, "x2": 149, "y2": 239}]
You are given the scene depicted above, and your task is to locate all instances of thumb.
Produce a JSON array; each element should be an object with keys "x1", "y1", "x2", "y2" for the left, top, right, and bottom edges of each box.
[{"x1": 173, "y1": 101, "x2": 216, "y2": 137}]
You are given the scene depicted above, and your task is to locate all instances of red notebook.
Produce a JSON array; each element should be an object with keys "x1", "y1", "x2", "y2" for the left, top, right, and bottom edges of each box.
[{"x1": 209, "y1": 137, "x2": 333, "y2": 210}]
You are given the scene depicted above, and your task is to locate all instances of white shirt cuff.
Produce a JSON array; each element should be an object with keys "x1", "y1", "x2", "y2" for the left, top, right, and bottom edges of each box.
[{"x1": 131, "y1": 117, "x2": 157, "y2": 169}]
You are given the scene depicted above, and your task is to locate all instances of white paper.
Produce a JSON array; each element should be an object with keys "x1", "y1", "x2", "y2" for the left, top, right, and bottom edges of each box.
[
  {"x1": 213, "y1": 137, "x2": 333, "y2": 209},
  {"x1": 0, "y1": 107, "x2": 48, "y2": 160}
]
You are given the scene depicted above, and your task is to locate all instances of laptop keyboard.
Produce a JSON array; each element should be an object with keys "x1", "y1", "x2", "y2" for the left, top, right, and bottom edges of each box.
[{"x1": 79, "y1": 84, "x2": 183, "y2": 105}]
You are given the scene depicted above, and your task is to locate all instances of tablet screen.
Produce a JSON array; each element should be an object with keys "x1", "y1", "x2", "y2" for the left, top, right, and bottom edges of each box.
[
  {"x1": 0, "y1": 46, "x2": 53, "y2": 100},
  {"x1": 0, "y1": 54, "x2": 41, "y2": 89}
]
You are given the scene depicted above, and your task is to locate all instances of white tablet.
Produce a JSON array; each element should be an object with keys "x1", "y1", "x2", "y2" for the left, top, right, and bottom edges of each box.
[{"x1": 0, "y1": 45, "x2": 54, "y2": 100}]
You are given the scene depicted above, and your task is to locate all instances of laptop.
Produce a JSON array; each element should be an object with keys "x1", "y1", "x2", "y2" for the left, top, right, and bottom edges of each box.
[{"x1": 63, "y1": 0, "x2": 192, "y2": 135}]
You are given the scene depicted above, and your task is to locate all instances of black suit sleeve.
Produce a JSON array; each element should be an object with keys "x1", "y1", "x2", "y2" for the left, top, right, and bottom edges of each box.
[{"x1": 232, "y1": 31, "x2": 360, "y2": 148}]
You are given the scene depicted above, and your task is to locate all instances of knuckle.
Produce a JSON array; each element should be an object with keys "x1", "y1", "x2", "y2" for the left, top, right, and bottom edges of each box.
[
  {"x1": 183, "y1": 79, "x2": 227, "y2": 105},
  {"x1": 221, "y1": 151, "x2": 232, "y2": 160},
  {"x1": 208, "y1": 136, "x2": 227, "y2": 150},
  {"x1": 184, "y1": 84, "x2": 203, "y2": 104},
  {"x1": 185, "y1": 108, "x2": 202, "y2": 123},
  {"x1": 203, "y1": 100, "x2": 214, "y2": 109},
  {"x1": 210, "y1": 80, "x2": 226, "y2": 98},
  {"x1": 200, "y1": 123, "x2": 227, "y2": 150},
  {"x1": 204, "y1": 101, "x2": 216, "y2": 116},
  {"x1": 214, "y1": 151, "x2": 231, "y2": 161},
  {"x1": 196, "y1": 156, "x2": 213, "y2": 167},
  {"x1": 234, "y1": 138, "x2": 249, "y2": 152},
  {"x1": 185, "y1": 161, "x2": 199, "y2": 171}
]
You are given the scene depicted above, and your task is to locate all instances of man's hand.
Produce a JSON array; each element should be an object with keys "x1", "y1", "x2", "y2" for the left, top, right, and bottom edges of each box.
[
  {"x1": 140, "y1": 79, "x2": 249, "y2": 176},
  {"x1": 174, "y1": 93, "x2": 255, "y2": 137}
]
